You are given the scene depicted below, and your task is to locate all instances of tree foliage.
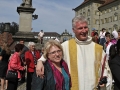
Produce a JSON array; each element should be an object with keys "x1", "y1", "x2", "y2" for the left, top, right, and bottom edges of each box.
[{"x1": 0, "y1": 22, "x2": 19, "y2": 35}]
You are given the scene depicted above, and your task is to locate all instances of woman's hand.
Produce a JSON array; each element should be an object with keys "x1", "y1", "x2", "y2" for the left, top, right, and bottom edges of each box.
[
  {"x1": 23, "y1": 66, "x2": 26, "y2": 70},
  {"x1": 36, "y1": 60, "x2": 44, "y2": 78}
]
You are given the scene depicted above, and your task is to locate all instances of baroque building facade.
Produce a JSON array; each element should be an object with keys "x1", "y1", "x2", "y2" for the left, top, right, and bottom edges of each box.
[
  {"x1": 73, "y1": 0, "x2": 120, "y2": 34},
  {"x1": 60, "y1": 29, "x2": 72, "y2": 42}
]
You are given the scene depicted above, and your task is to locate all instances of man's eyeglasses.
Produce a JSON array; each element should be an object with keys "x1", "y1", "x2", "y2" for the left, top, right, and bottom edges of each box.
[{"x1": 48, "y1": 50, "x2": 62, "y2": 55}]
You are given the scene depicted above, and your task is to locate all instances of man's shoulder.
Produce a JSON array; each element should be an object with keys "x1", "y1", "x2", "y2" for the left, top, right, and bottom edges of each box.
[
  {"x1": 95, "y1": 43, "x2": 102, "y2": 46},
  {"x1": 61, "y1": 40, "x2": 69, "y2": 45},
  {"x1": 61, "y1": 39, "x2": 74, "y2": 46},
  {"x1": 23, "y1": 45, "x2": 29, "y2": 52},
  {"x1": 95, "y1": 43, "x2": 103, "y2": 49}
]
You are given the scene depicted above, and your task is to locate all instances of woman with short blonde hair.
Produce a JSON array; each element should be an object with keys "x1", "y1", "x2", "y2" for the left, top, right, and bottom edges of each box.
[
  {"x1": 43, "y1": 40, "x2": 63, "y2": 59},
  {"x1": 32, "y1": 40, "x2": 71, "y2": 90}
]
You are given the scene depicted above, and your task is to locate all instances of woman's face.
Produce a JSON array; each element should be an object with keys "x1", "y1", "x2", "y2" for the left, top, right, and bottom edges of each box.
[
  {"x1": 30, "y1": 45, "x2": 35, "y2": 51},
  {"x1": 105, "y1": 34, "x2": 111, "y2": 42},
  {"x1": 48, "y1": 45, "x2": 63, "y2": 63}
]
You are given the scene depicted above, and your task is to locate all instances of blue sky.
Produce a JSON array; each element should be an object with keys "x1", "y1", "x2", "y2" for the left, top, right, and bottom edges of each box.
[{"x1": 0, "y1": 0, "x2": 84, "y2": 35}]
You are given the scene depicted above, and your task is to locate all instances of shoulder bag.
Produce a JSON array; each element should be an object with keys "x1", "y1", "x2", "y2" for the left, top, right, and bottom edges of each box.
[{"x1": 6, "y1": 55, "x2": 18, "y2": 82}]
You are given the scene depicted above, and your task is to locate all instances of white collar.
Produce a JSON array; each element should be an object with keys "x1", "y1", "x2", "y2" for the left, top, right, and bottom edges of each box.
[{"x1": 74, "y1": 36, "x2": 92, "y2": 45}]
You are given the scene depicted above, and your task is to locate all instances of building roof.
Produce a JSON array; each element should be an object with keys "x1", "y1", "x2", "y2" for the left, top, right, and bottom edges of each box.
[
  {"x1": 73, "y1": 0, "x2": 89, "y2": 11},
  {"x1": 73, "y1": 0, "x2": 105, "y2": 11},
  {"x1": 99, "y1": 0, "x2": 116, "y2": 8},
  {"x1": 33, "y1": 32, "x2": 60, "y2": 37}
]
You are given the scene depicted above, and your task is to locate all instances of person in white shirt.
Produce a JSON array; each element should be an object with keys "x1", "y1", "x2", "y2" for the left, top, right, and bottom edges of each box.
[
  {"x1": 99, "y1": 28, "x2": 106, "y2": 48},
  {"x1": 38, "y1": 30, "x2": 44, "y2": 44}
]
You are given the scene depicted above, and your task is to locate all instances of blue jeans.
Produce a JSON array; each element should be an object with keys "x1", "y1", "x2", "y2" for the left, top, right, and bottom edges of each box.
[{"x1": 99, "y1": 38, "x2": 106, "y2": 47}]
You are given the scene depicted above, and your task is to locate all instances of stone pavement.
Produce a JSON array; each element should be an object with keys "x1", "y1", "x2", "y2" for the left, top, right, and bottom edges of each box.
[
  {"x1": 17, "y1": 82, "x2": 26, "y2": 90},
  {"x1": 0, "y1": 82, "x2": 26, "y2": 90}
]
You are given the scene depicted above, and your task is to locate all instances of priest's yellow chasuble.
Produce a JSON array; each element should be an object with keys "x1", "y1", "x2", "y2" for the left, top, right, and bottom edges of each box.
[{"x1": 69, "y1": 39, "x2": 102, "y2": 90}]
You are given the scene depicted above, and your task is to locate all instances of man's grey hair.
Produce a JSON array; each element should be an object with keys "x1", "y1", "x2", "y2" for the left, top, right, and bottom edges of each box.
[{"x1": 72, "y1": 15, "x2": 88, "y2": 29}]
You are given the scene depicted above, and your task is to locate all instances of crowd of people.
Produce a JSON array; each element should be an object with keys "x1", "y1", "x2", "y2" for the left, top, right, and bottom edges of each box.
[
  {"x1": 0, "y1": 40, "x2": 41, "y2": 90},
  {"x1": 0, "y1": 15, "x2": 120, "y2": 90},
  {"x1": 35, "y1": 15, "x2": 120, "y2": 90},
  {"x1": 91, "y1": 28, "x2": 120, "y2": 90}
]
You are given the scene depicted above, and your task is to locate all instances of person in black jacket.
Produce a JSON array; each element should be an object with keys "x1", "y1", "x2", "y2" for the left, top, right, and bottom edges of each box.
[
  {"x1": 109, "y1": 39, "x2": 120, "y2": 90},
  {"x1": 31, "y1": 40, "x2": 71, "y2": 90},
  {"x1": 0, "y1": 43, "x2": 11, "y2": 90},
  {"x1": 19, "y1": 39, "x2": 29, "y2": 83}
]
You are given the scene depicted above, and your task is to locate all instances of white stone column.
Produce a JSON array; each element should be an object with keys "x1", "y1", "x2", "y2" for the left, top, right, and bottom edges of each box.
[{"x1": 17, "y1": 7, "x2": 35, "y2": 32}]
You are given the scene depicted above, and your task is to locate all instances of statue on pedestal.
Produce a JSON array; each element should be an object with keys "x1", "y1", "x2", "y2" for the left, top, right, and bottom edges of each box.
[{"x1": 21, "y1": 0, "x2": 32, "y2": 7}]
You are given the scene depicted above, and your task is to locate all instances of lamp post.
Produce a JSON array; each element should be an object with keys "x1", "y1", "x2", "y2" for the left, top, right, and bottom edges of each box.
[
  {"x1": 32, "y1": 14, "x2": 38, "y2": 32},
  {"x1": 32, "y1": 14, "x2": 38, "y2": 20}
]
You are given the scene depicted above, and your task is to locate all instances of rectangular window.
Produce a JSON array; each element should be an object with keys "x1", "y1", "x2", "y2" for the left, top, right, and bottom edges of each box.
[
  {"x1": 114, "y1": 6, "x2": 118, "y2": 10},
  {"x1": 95, "y1": 11, "x2": 99, "y2": 15},
  {"x1": 96, "y1": 20, "x2": 99, "y2": 25},
  {"x1": 105, "y1": 18, "x2": 108, "y2": 23},
  {"x1": 114, "y1": 16, "x2": 118, "y2": 21},
  {"x1": 109, "y1": 17, "x2": 112, "y2": 22},
  {"x1": 101, "y1": 19, "x2": 104, "y2": 24},
  {"x1": 109, "y1": 9, "x2": 111, "y2": 12},
  {"x1": 104, "y1": 10, "x2": 107, "y2": 14}
]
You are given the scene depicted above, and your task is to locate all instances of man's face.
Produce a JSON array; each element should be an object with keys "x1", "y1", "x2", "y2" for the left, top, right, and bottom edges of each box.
[
  {"x1": 102, "y1": 29, "x2": 105, "y2": 32},
  {"x1": 73, "y1": 22, "x2": 89, "y2": 41},
  {"x1": 19, "y1": 41, "x2": 24, "y2": 45}
]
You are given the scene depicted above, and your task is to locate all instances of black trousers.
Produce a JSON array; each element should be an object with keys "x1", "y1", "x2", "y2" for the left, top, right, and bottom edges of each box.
[
  {"x1": 26, "y1": 72, "x2": 34, "y2": 90},
  {"x1": 7, "y1": 78, "x2": 18, "y2": 90}
]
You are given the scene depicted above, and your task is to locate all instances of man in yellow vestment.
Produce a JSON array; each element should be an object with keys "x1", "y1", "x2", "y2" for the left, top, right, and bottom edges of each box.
[{"x1": 36, "y1": 15, "x2": 112, "y2": 90}]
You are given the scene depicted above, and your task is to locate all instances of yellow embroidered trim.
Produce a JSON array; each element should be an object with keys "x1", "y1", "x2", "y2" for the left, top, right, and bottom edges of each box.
[
  {"x1": 95, "y1": 44, "x2": 102, "y2": 88},
  {"x1": 69, "y1": 39, "x2": 79, "y2": 90}
]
